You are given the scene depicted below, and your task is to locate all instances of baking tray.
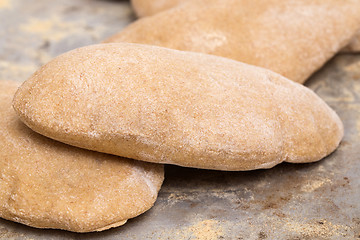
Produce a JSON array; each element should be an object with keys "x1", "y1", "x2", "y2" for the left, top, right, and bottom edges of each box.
[{"x1": 0, "y1": 0, "x2": 359, "y2": 239}]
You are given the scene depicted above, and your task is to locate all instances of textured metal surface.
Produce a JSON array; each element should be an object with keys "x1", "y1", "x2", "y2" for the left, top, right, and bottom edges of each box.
[{"x1": 1, "y1": 0, "x2": 360, "y2": 239}]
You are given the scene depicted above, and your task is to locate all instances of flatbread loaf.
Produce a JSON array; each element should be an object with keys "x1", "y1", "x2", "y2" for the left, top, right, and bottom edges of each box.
[
  {"x1": 0, "y1": 80, "x2": 164, "y2": 232},
  {"x1": 106, "y1": 0, "x2": 360, "y2": 83},
  {"x1": 13, "y1": 43, "x2": 343, "y2": 171}
]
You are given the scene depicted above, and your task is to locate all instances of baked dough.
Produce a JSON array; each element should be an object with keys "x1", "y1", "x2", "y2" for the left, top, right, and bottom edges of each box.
[
  {"x1": 0, "y1": 80, "x2": 164, "y2": 232},
  {"x1": 13, "y1": 43, "x2": 344, "y2": 170},
  {"x1": 106, "y1": 0, "x2": 360, "y2": 83}
]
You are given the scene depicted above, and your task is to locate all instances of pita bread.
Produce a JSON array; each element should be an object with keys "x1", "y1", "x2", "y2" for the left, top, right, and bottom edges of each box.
[
  {"x1": 0, "y1": 80, "x2": 164, "y2": 232},
  {"x1": 13, "y1": 43, "x2": 343, "y2": 171},
  {"x1": 106, "y1": 0, "x2": 360, "y2": 83},
  {"x1": 130, "y1": 0, "x2": 360, "y2": 53}
]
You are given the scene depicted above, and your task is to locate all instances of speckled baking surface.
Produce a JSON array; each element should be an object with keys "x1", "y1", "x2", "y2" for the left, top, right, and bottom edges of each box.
[{"x1": 0, "y1": 0, "x2": 360, "y2": 239}]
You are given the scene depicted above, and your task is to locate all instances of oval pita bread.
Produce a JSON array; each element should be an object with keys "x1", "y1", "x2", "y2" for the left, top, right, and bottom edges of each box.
[
  {"x1": 1, "y1": 80, "x2": 164, "y2": 232},
  {"x1": 107, "y1": 0, "x2": 360, "y2": 83},
  {"x1": 13, "y1": 43, "x2": 343, "y2": 171}
]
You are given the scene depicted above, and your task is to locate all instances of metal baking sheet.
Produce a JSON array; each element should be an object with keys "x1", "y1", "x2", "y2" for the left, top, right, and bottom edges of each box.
[{"x1": 0, "y1": 0, "x2": 359, "y2": 239}]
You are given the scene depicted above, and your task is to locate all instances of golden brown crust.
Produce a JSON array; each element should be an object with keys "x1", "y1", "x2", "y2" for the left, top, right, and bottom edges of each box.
[
  {"x1": 13, "y1": 43, "x2": 344, "y2": 171},
  {"x1": 0, "y1": 80, "x2": 164, "y2": 232},
  {"x1": 107, "y1": 0, "x2": 360, "y2": 83}
]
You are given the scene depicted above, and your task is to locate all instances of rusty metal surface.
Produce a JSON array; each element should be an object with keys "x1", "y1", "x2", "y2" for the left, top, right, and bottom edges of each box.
[{"x1": 1, "y1": 0, "x2": 360, "y2": 239}]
